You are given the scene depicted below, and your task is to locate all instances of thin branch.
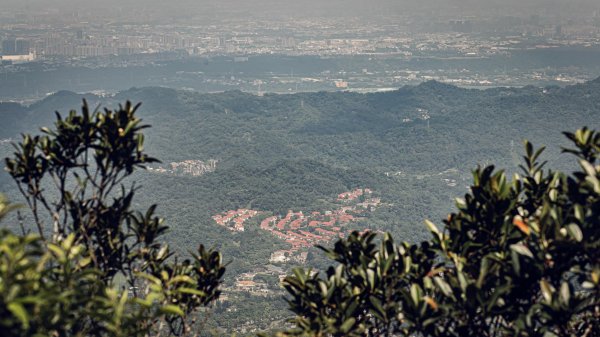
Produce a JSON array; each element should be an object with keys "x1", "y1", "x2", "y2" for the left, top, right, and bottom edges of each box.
[{"x1": 16, "y1": 182, "x2": 44, "y2": 240}]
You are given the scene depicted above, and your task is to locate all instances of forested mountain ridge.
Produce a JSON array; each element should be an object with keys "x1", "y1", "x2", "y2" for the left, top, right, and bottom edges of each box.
[
  {"x1": 2, "y1": 78, "x2": 600, "y2": 234},
  {"x1": 2, "y1": 78, "x2": 600, "y2": 236}
]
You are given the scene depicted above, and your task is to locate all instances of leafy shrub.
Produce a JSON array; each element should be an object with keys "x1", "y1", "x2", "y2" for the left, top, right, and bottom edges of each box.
[
  {"x1": 0, "y1": 101, "x2": 225, "y2": 336},
  {"x1": 280, "y1": 128, "x2": 600, "y2": 337}
]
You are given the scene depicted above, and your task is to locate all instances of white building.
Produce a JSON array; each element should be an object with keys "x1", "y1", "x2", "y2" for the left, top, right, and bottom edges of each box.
[{"x1": 1, "y1": 52, "x2": 35, "y2": 63}]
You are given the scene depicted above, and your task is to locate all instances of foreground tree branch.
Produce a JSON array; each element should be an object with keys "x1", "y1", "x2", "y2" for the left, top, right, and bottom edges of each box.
[{"x1": 1, "y1": 101, "x2": 225, "y2": 336}]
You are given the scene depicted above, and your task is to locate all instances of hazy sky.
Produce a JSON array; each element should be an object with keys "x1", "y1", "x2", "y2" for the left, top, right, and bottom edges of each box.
[{"x1": 4, "y1": 0, "x2": 600, "y2": 19}]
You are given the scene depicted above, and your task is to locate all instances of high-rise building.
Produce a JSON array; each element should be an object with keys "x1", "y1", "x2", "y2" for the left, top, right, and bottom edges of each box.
[
  {"x1": 15, "y1": 39, "x2": 30, "y2": 55},
  {"x1": 2, "y1": 38, "x2": 30, "y2": 55},
  {"x1": 2, "y1": 38, "x2": 16, "y2": 55}
]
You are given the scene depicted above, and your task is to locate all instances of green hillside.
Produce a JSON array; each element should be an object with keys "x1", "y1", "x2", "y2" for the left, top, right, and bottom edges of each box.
[{"x1": 1, "y1": 78, "x2": 599, "y2": 334}]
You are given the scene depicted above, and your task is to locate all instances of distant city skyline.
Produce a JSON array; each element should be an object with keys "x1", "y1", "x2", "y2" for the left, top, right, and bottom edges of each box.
[{"x1": 1, "y1": 0, "x2": 599, "y2": 102}]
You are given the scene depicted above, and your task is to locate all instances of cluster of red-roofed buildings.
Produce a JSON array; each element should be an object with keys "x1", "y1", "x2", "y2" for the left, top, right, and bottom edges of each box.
[
  {"x1": 337, "y1": 188, "x2": 373, "y2": 201},
  {"x1": 260, "y1": 189, "x2": 381, "y2": 263},
  {"x1": 261, "y1": 209, "x2": 356, "y2": 263},
  {"x1": 212, "y1": 208, "x2": 260, "y2": 232},
  {"x1": 211, "y1": 189, "x2": 382, "y2": 263}
]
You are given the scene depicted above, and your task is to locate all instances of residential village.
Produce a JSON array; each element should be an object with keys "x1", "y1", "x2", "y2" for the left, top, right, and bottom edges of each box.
[
  {"x1": 211, "y1": 188, "x2": 382, "y2": 295},
  {"x1": 147, "y1": 159, "x2": 218, "y2": 177},
  {"x1": 212, "y1": 208, "x2": 259, "y2": 232},
  {"x1": 225, "y1": 265, "x2": 288, "y2": 299}
]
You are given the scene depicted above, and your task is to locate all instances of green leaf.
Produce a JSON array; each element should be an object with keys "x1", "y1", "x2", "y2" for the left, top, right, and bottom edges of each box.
[
  {"x1": 340, "y1": 317, "x2": 356, "y2": 333},
  {"x1": 292, "y1": 268, "x2": 306, "y2": 284},
  {"x1": 580, "y1": 160, "x2": 600, "y2": 192},
  {"x1": 47, "y1": 243, "x2": 66, "y2": 262},
  {"x1": 424, "y1": 219, "x2": 440, "y2": 235},
  {"x1": 366, "y1": 269, "x2": 375, "y2": 290},
  {"x1": 574, "y1": 204, "x2": 584, "y2": 222},
  {"x1": 510, "y1": 243, "x2": 533, "y2": 259},
  {"x1": 580, "y1": 159, "x2": 597, "y2": 177},
  {"x1": 160, "y1": 304, "x2": 185, "y2": 317},
  {"x1": 77, "y1": 256, "x2": 92, "y2": 269},
  {"x1": 177, "y1": 287, "x2": 207, "y2": 297},
  {"x1": 559, "y1": 282, "x2": 570, "y2": 305},
  {"x1": 167, "y1": 275, "x2": 194, "y2": 285},
  {"x1": 434, "y1": 277, "x2": 453, "y2": 298},
  {"x1": 115, "y1": 290, "x2": 128, "y2": 320},
  {"x1": 61, "y1": 233, "x2": 76, "y2": 251},
  {"x1": 486, "y1": 283, "x2": 511, "y2": 312},
  {"x1": 369, "y1": 296, "x2": 386, "y2": 320},
  {"x1": 14, "y1": 296, "x2": 43, "y2": 305},
  {"x1": 8, "y1": 302, "x2": 29, "y2": 329},
  {"x1": 135, "y1": 272, "x2": 161, "y2": 285},
  {"x1": 410, "y1": 284, "x2": 422, "y2": 306},
  {"x1": 133, "y1": 298, "x2": 153, "y2": 307},
  {"x1": 540, "y1": 280, "x2": 553, "y2": 303},
  {"x1": 319, "y1": 281, "x2": 328, "y2": 297},
  {"x1": 566, "y1": 224, "x2": 583, "y2": 242},
  {"x1": 458, "y1": 271, "x2": 468, "y2": 291},
  {"x1": 477, "y1": 258, "x2": 490, "y2": 288}
]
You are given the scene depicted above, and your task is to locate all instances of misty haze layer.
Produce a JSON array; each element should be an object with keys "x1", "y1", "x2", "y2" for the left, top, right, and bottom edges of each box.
[{"x1": 4, "y1": 0, "x2": 600, "y2": 19}]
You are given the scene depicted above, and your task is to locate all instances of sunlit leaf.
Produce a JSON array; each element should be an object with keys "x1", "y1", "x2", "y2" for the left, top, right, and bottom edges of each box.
[
  {"x1": 510, "y1": 243, "x2": 533, "y2": 259},
  {"x1": 8, "y1": 302, "x2": 29, "y2": 329},
  {"x1": 513, "y1": 216, "x2": 530, "y2": 236},
  {"x1": 160, "y1": 304, "x2": 184, "y2": 317}
]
